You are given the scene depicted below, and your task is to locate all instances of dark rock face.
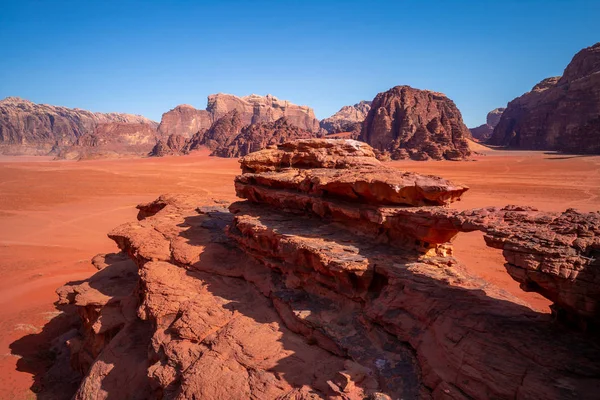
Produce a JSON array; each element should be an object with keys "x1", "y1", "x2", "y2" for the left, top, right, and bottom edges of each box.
[
  {"x1": 320, "y1": 101, "x2": 371, "y2": 136},
  {"x1": 157, "y1": 94, "x2": 322, "y2": 141},
  {"x1": 469, "y1": 108, "x2": 506, "y2": 141},
  {"x1": 0, "y1": 97, "x2": 159, "y2": 156},
  {"x1": 489, "y1": 43, "x2": 600, "y2": 153},
  {"x1": 359, "y1": 86, "x2": 471, "y2": 160}
]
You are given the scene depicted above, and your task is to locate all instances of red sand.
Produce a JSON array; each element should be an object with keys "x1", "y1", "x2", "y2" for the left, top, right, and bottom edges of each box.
[{"x1": 0, "y1": 148, "x2": 599, "y2": 398}]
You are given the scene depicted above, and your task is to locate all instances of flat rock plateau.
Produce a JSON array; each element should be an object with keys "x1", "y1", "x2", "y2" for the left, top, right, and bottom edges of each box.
[{"x1": 2, "y1": 140, "x2": 599, "y2": 400}]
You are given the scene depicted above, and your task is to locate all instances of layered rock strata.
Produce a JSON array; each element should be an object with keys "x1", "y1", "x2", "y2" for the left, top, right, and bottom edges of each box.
[
  {"x1": 0, "y1": 97, "x2": 159, "y2": 156},
  {"x1": 489, "y1": 42, "x2": 600, "y2": 153},
  {"x1": 51, "y1": 140, "x2": 600, "y2": 399},
  {"x1": 360, "y1": 86, "x2": 472, "y2": 160}
]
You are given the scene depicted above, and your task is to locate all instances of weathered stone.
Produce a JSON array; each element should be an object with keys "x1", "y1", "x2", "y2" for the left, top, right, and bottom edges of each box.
[
  {"x1": 489, "y1": 42, "x2": 600, "y2": 153},
  {"x1": 239, "y1": 139, "x2": 381, "y2": 173},
  {"x1": 320, "y1": 101, "x2": 371, "y2": 135},
  {"x1": 360, "y1": 86, "x2": 472, "y2": 160}
]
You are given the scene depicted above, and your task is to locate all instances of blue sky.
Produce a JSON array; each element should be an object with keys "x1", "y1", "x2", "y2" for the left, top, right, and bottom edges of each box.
[{"x1": 0, "y1": 0, "x2": 598, "y2": 127}]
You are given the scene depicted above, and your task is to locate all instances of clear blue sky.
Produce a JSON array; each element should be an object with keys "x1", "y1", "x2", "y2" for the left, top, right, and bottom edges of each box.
[{"x1": 0, "y1": 0, "x2": 598, "y2": 127}]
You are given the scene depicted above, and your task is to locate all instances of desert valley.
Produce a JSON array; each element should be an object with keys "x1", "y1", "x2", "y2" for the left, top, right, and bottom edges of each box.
[{"x1": 1, "y1": 2, "x2": 600, "y2": 398}]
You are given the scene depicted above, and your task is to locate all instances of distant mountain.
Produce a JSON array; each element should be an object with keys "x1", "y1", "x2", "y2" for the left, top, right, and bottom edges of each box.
[
  {"x1": 489, "y1": 42, "x2": 600, "y2": 153},
  {"x1": 469, "y1": 108, "x2": 505, "y2": 141},
  {"x1": 150, "y1": 113, "x2": 316, "y2": 158},
  {"x1": 157, "y1": 93, "x2": 322, "y2": 139},
  {"x1": 0, "y1": 97, "x2": 159, "y2": 158},
  {"x1": 320, "y1": 101, "x2": 371, "y2": 136}
]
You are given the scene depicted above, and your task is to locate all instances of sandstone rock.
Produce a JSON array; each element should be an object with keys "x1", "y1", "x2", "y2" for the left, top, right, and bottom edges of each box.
[
  {"x1": 0, "y1": 97, "x2": 158, "y2": 156},
  {"x1": 212, "y1": 117, "x2": 316, "y2": 158},
  {"x1": 186, "y1": 109, "x2": 244, "y2": 153},
  {"x1": 52, "y1": 122, "x2": 159, "y2": 160},
  {"x1": 236, "y1": 168, "x2": 468, "y2": 207},
  {"x1": 239, "y1": 139, "x2": 381, "y2": 173},
  {"x1": 156, "y1": 94, "x2": 322, "y2": 142},
  {"x1": 156, "y1": 104, "x2": 212, "y2": 139},
  {"x1": 148, "y1": 134, "x2": 187, "y2": 157},
  {"x1": 489, "y1": 42, "x2": 600, "y2": 153},
  {"x1": 359, "y1": 86, "x2": 472, "y2": 160},
  {"x1": 320, "y1": 101, "x2": 371, "y2": 135},
  {"x1": 208, "y1": 93, "x2": 322, "y2": 133},
  {"x1": 452, "y1": 206, "x2": 600, "y2": 329},
  {"x1": 47, "y1": 139, "x2": 600, "y2": 399},
  {"x1": 469, "y1": 107, "x2": 505, "y2": 141}
]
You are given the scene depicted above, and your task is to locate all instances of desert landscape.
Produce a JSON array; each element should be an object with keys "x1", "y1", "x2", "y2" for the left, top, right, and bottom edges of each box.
[
  {"x1": 1, "y1": 1, "x2": 599, "y2": 399},
  {"x1": 1, "y1": 145, "x2": 599, "y2": 399}
]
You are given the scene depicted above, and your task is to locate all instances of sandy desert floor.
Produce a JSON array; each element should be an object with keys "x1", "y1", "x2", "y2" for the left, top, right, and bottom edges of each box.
[{"x1": 0, "y1": 148, "x2": 599, "y2": 399}]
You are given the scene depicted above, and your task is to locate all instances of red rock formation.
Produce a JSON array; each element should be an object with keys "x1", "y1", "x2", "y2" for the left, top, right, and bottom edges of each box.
[
  {"x1": 489, "y1": 43, "x2": 600, "y2": 153},
  {"x1": 156, "y1": 104, "x2": 212, "y2": 139},
  {"x1": 469, "y1": 107, "x2": 505, "y2": 141},
  {"x1": 0, "y1": 97, "x2": 158, "y2": 156},
  {"x1": 239, "y1": 139, "x2": 381, "y2": 173},
  {"x1": 212, "y1": 117, "x2": 316, "y2": 158},
  {"x1": 320, "y1": 101, "x2": 371, "y2": 136},
  {"x1": 157, "y1": 94, "x2": 322, "y2": 142},
  {"x1": 208, "y1": 93, "x2": 322, "y2": 133},
  {"x1": 186, "y1": 109, "x2": 244, "y2": 153},
  {"x1": 360, "y1": 86, "x2": 472, "y2": 160},
  {"x1": 148, "y1": 134, "x2": 187, "y2": 157},
  {"x1": 45, "y1": 140, "x2": 600, "y2": 399},
  {"x1": 52, "y1": 122, "x2": 159, "y2": 160}
]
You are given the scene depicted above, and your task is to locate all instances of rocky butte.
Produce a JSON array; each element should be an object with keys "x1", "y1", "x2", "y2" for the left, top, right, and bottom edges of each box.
[
  {"x1": 151, "y1": 112, "x2": 317, "y2": 158},
  {"x1": 320, "y1": 101, "x2": 372, "y2": 136},
  {"x1": 359, "y1": 86, "x2": 472, "y2": 160},
  {"x1": 469, "y1": 108, "x2": 505, "y2": 141},
  {"x1": 489, "y1": 42, "x2": 600, "y2": 153},
  {"x1": 0, "y1": 97, "x2": 159, "y2": 157},
  {"x1": 38, "y1": 139, "x2": 600, "y2": 399},
  {"x1": 157, "y1": 93, "x2": 322, "y2": 139}
]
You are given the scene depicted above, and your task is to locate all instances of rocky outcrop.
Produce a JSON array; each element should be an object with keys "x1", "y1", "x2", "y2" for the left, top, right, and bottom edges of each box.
[
  {"x1": 186, "y1": 109, "x2": 245, "y2": 153},
  {"x1": 53, "y1": 122, "x2": 159, "y2": 160},
  {"x1": 156, "y1": 105, "x2": 212, "y2": 139},
  {"x1": 45, "y1": 140, "x2": 600, "y2": 399},
  {"x1": 359, "y1": 86, "x2": 472, "y2": 160},
  {"x1": 157, "y1": 94, "x2": 322, "y2": 142},
  {"x1": 320, "y1": 101, "x2": 371, "y2": 136},
  {"x1": 208, "y1": 93, "x2": 321, "y2": 133},
  {"x1": 469, "y1": 108, "x2": 505, "y2": 141},
  {"x1": 153, "y1": 99, "x2": 321, "y2": 158},
  {"x1": 148, "y1": 134, "x2": 188, "y2": 157},
  {"x1": 489, "y1": 43, "x2": 600, "y2": 153},
  {"x1": 212, "y1": 118, "x2": 316, "y2": 158},
  {"x1": 239, "y1": 139, "x2": 381, "y2": 173},
  {"x1": 0, "y1": 97, "x2": 159, "y2": 156}
]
